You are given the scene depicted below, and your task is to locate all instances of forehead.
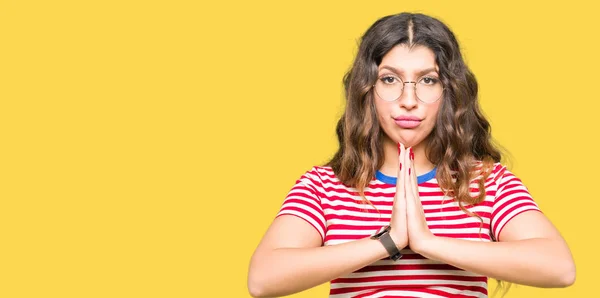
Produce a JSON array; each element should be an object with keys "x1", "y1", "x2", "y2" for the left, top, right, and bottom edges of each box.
[{"x1": 379, "y1": 44, "x2": 438, "y2": 73}]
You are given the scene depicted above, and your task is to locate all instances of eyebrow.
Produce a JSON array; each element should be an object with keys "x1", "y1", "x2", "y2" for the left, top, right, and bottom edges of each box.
[{"x1": 379, "y1": 65, "x2": 438, "y2": 76}]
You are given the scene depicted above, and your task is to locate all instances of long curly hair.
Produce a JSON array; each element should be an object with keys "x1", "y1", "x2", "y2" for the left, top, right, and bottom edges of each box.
[
  {"x1": 324, "y1": 12, "x2": 508, "y2": 296},
  {"x1": 326, "y1": 12, "x2": 501, "y2": 215}
]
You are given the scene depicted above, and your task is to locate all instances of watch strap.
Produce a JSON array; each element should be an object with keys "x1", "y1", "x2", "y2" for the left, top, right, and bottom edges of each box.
[{"x1": 379, "y1": 230, "x2": 403, "y2": 261}]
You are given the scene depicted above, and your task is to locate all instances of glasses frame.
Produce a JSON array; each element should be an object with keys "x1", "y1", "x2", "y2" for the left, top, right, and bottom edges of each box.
[{"x1": 371, "y1": 75, "x2": 445, "y2": 104}]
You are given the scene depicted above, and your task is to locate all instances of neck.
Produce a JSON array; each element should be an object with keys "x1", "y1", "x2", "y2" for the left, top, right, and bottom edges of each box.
[{"x1": 378, "y1": 135, "x2": 436, "y2": 177}]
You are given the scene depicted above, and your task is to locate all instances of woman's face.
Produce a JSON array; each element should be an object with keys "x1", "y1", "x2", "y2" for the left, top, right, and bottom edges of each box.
[{"x1": 374, "y1": 44, "x2": 443, "y2": 148}]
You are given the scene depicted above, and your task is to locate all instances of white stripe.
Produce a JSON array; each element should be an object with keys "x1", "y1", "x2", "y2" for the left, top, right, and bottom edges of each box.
[
  {"x1": 328, "y1": 290, "x2": 447, "y2": 298},
  {"x1": 345, "y1": 269, "x2": 483, "y2": 279},
  {"x1": 330, "y1": 280, "x2": 487, "y2": 289},
  {"x1": 326, "y1": 208, "x2": 394, "y2": 219},
  {"x1": 369, "y1": 290, "x2": 449, "y2": 298},
  {"x1": 325, "y1": 219, "x2": 389, "y2": 226},
  {"x1": 282, "y1": 201, "x2": 323, "y2": 221},
  {"x1": 429, "y1": 286, "x2": 487, "y2": 297},
  {"x1": 318, "y1": 188, "x2": 395, "y2": 202},
  {"x1": 423, "y1": 207, "x2": 493, "y2": 217},
  {"x1": 425, "y1": 217, "x2": 490, "y2": 226},
  {"x1": 322, "y1": 197, "x2": 393, "y2": 208},
  {"x1": 430, "y1": 227, "x2": 491, "y2": 234},
  {"x1": 286, "y1": 189, "x2": 321, "y2": 207}
]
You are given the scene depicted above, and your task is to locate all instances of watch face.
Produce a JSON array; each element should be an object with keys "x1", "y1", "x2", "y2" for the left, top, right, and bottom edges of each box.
[
  {"x1": 381, "y1": 225, "x2": 391, "y2": 234},
  {"x1": 371, "y1": 225, "x2": 390, "y2": 239}
]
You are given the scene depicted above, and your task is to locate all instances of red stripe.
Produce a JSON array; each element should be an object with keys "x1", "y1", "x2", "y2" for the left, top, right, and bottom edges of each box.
[
  {"x1": 494, "y1": 207, "x2": 542, "y2": 240},
  {"x1": 428, "y1": 222, "x2": 490, "y2": 229},
  {"x1": 326, "y1": 234, "x2": 372, "y2": 241},
  {"x1": 328, "y1": 224, "x2": 385, "y2": 230},
  {"x1": 495, "y1": 188, "x2": 530, "y2": 202},
  {"x1": 284, "y1": 193, "x2": 320, "y2": 206},
  {"x1": 325, "y1": 213, "x2": 390, "y2": 222},
  {"x1": 431, "y1": 233, "x2": 492, "y2": 240},
  {"x1": 425, "y1": 212, "x2": 492, "y2": 221},
  {"x1": 355, "y1": 263, "x2": 464, "y2": 272},
  {"x1": 320, "y1": 195, "x2": 393, "y2": 206},
  {"x1": 334, "y1": 274, "x2": 487, "y2": 284},
  {"x1": 491, "y1": 196, "x2": 535, "y2": 226},
  {"x1": 320, "y1": 200, "x2": 493, "y2": 214},
  {"x1": 498, "y1": 176, "x2": 522, "y2": 189},
  {"x1": 329, "y1": 284, "x2": 487, "y2": 295},
  {"x1": 422, "y1": 206, "x2": 490, "y2": 214},
  {"x1": 278, "y1": 205, "x2": 326, "y2": 233},
  {"x1": 288, "y1": 184, "x2": 319, "y2": 195},
  {"x1": 322, "y1": 203, "x2": 392, "y2": 213},
  {"x1": 492, "y1": 200, "x2": 538, "y2": 232}
]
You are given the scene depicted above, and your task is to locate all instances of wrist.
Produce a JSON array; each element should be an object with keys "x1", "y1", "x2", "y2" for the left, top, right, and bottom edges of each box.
[
  {"x1": 389, "y1": 233, "x2": 407, "y2": 250},
  {"x1": 411, "y1": 234, "x2": 438, "y2": 256},
  {"x1": 371, "y1": 226, "x2": 403, "y2": 261}
]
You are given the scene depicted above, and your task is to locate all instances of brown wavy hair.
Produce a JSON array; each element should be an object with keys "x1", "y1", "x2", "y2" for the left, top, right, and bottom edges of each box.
[
  {"x1": 326, "y1": 12, "x2": 501, "y2": 207},
  {"x1": 324, "y1": 12, "x2": 509, "y2": 297}
]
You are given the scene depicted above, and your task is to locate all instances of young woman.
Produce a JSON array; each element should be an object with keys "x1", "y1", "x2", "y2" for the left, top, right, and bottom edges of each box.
[{"x1": 248, "y1": 12, "x2": 575, "y2": 298}]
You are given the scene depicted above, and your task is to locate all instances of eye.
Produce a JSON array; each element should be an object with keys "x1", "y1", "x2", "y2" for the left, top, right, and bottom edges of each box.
[
  {"x1": 379, "y1": 75, "x2": 400, "y2": 85},
  {"x1": 419, "y1": 77, "x2": 440, "y2": 85}
]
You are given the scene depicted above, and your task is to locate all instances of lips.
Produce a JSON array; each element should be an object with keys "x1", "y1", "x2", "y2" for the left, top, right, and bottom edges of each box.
[{"x1": 393, "y1": 115, "x2": 422, "y2": 129}]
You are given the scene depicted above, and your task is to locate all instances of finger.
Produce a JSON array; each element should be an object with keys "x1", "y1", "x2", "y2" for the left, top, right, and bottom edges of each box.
[
  {"x1": 407, "y1": 148, "x2": 423, "y2": 220},
  {"x1": 409, "y1": 148, "x2": 419, "y2": 197},
  {"x1": 404, "y1": 147, "x2": 415, "y2": 209},
  {"x1": 395, "y1": 142, "x2": 406, "y2": 204},
  {"x1": 406, "y1": 147, "x2": 414, "y2": 190},
  {"x1": 406, "y1": 148, "x2": 426, "y2": 219},
  {"x1": 392, "y1": 143, "x2": 408, "y2": 233}
]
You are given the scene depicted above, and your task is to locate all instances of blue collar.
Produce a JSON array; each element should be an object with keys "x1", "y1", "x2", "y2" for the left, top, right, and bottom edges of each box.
[{"x1": 375, "y1": 167, "x2": 437, "y2": 185}]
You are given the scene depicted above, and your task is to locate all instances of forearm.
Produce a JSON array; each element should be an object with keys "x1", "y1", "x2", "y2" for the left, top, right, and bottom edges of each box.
[
  {"x1": 248, "y1": 237, "x2": 390, "y2": 297},
  {"x1": 415, "y1": 236, "x2": 575, "y2": 288}
]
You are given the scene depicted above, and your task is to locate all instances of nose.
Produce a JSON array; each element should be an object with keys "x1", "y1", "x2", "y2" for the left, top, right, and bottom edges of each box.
[{"x1": 399, "y1": 81, "x2": 418, "y2": 110}]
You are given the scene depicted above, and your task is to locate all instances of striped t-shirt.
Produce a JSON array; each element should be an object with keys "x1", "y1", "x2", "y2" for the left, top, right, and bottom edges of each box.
[{"x1": 276, "y1": 163, "x2": 540, "y2": 298}]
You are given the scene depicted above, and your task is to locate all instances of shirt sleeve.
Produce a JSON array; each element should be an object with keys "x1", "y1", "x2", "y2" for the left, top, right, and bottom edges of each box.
[
  {"x1": 276, "y1": 167, "x2": 327, "y2": 243},
  {"x1": 490, "y1": 164, "x2": 541, "y2": 241}
]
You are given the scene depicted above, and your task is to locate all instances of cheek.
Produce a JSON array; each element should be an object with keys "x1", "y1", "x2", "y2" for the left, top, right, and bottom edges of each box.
[
  {"x1": 374, "y1": 101, "x2": 387, "y2": 124},
  {"x1": 428, "y1": 102, "x2": 442, "y2": 122}
]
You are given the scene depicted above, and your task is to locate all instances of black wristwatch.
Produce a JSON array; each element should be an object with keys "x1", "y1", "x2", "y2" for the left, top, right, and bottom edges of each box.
[{"x1": 370, "y1": 225, "x2": 403, "y2": 261}]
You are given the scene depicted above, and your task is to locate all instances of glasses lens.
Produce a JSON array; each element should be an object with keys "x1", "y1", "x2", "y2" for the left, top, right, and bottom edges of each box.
[
  {"x1": 374, "y1": 77, "x2": 403, "y2": 102},
  {"x1": 374, "y1": 76, "x2": 444, "y2": 103},
  {"x1": 415, "y1": 77, "x2": 443, "y2": 103}
]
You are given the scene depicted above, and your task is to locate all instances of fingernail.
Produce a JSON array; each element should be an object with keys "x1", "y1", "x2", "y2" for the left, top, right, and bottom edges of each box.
[
  {"x1": 400, "y1": 163, "x2": 402, "y2": 170},
  {"x1": 410, "y1": 151, "x2": 414, "y2": 160},
  {"x1": 397, "y1": 143, "x2": 401, "y2": 154},
  {"x1": 409, "y1": 168, "x2": 411, "y2": 175}
]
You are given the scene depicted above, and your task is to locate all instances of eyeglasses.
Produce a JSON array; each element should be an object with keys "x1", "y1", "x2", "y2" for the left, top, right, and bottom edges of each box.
[{"x1": 372, "y1": 75, "x2": 445, "y2": 104}]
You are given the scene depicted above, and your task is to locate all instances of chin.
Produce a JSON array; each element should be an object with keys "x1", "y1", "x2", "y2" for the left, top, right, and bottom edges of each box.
[
  {"x1": 382, "y1": 126, "x2": 427, "y2": 148},
  {"x1": 395, "y1": 134, "x2": 424, "y2": 148}
]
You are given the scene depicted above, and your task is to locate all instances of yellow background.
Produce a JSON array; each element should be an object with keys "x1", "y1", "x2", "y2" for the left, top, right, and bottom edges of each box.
[{"x1": 1, "y1": 0, "x2": 597, "y2": 297}]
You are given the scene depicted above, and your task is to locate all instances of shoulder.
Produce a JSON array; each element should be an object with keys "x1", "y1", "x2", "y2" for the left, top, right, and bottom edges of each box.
[
  {"x1": 300, "y1": 165, "x2": 334, "y2": 179},
  {"x1": 310, "y1": 165, "x2": 335, "y2": 176},
  {"x1": 487, "y1": 162, "x2": 509, "y2": 179},
  {"x1": 295, "y1": 165, "x2": 336, "y2": 186},
  {"x1": 469, "y1": 160, "x2": 510, "y2": 185}
]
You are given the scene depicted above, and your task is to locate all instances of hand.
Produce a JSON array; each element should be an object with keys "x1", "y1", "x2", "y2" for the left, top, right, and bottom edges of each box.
[
  {"x1": 401, "y1": 144, "x2": 435, "y2": 253},
  {"x1": 389, "y1": 143, "x2": 408, "y2": 250}
]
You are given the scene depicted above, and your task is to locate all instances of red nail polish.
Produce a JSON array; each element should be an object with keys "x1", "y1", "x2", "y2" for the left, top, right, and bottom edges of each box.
[
  {"x1": 398, "y1": 143, "x2": 401, "y2": 154},
  {"x1": 410, "y1": 151, "x2": 414, "y2": 160},
  {"x1": 399, "y1": 163, "x2": 402, "y2": 170},
  {"x1": 409, "y1": 168, "x2": 411, "y2": 175}
]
